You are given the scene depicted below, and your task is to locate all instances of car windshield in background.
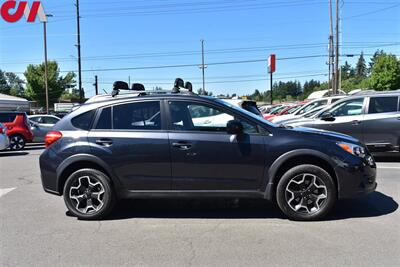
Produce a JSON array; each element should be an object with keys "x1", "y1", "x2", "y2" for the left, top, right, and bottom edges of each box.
[{"x1": 216, "y1": 99, "x2": 276, "y2": 127}]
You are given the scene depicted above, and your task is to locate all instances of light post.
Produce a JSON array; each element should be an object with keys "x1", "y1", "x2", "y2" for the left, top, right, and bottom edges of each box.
[{"x1": 43, "y1": 14, "x2": 53, "y2": 114}]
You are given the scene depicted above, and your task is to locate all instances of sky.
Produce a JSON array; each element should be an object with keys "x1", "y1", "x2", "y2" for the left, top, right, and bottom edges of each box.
[{"x1": 1, "y1": 0, "x2": 399, "y2": 98}]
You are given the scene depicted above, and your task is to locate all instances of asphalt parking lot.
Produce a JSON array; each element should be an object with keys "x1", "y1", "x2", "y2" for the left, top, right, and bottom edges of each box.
[{"x1": 0, "y1": 145, "x2": 399, "y2": 267}]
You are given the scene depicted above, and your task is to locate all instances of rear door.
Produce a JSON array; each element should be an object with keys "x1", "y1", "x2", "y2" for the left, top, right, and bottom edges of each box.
[
  {"x1": 312, "y1": 98, "x2": 366, "y2": 141},
  {"x1": 88, "y1": 100, "x2": 171, "y2": 190},
  {"x1": 362, "y1": 96, "x2": 400, "y2": 152},
  {"x1": 166, "y1": 100, "x2": 265, "y2": 190}
]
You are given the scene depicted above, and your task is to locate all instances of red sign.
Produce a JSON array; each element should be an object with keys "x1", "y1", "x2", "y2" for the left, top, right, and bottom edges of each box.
[
  {"x1": 1, "y1": 0, "x2": 46, "y2": 23},
  {"x1": 268, "y1": 54, "x2": 276, "y2": 73}
]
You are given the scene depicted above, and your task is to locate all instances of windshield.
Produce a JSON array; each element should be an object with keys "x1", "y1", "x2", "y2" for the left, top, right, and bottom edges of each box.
[{"x1": 215, "y1": 99, "x2": 276, "y2": 127}]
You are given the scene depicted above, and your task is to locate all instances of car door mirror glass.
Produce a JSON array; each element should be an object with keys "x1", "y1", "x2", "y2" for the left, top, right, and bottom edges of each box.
[{"x1": 226, "y1": 120, "x2": 244, "y2": 135}]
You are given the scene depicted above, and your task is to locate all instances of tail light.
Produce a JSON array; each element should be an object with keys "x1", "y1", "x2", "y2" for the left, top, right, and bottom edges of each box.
[
  {"x1": 45, "y1": 131, "x2": 62, "y2": 148},
  {"x1": 0, "y1": 127, "x2": 3, "y2": 134}
]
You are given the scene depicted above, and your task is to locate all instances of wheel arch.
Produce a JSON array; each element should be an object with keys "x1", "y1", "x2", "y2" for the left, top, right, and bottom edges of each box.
[
  {"x1": 56, "y1": 154, "x2": 120, "y2": 195},
  {"x1": 264, "y1": 149, "x2": 339, "y2": 200}
]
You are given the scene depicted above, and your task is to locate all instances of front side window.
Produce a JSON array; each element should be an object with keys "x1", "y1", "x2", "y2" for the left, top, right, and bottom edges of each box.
[
  {"x1": 328, "y1": 98, "x2": 364, "y2": 117},
  {"x1": 368, "y1": 96, "x2": 398, "y2": 114},
  {"x1": 169, "y1": 101, "x2": 258, "y2": 134},
  {"x1": 113, "y1": 101, "x2": 161, "y2": 130}
]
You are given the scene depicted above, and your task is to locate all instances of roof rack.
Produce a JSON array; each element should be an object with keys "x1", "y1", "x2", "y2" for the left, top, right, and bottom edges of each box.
[
  {"x1": 352, "y1": 89, "x2": 400, "y2": 96},
  {"x1": 111, "y1": 78, "x2": 196, "y2": 97}
]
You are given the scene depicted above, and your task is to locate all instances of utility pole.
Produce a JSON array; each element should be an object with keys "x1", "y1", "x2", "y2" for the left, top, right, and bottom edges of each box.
[
  {"x1": 75, "y1": 0, "x2": 83, "y2": 102},
  {"x1": 329, "y1": 0, "x2": 335, "y2": 93},
  {"x1": 200, "y1": 39, "x2": 206, "y2": 94},
  {"x1": 43, "y1": 14, "x2": 53, "y2": 114},
  {"x1": 270, "y1": 72, "x2": 273, "y2": 105},
  {"x1": 334, "y1": 0, "x2": 340, "y2": 94},
  {"x1": 93, "y1": 75, "x2": 98, "y2": 95}
]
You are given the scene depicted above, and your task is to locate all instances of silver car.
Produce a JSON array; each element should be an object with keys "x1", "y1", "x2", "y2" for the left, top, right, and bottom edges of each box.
[
  {"x1": 28, "y1": 115, "x2": 60, "y2": 142},
  {"x1": 0, "y1": 123, "x2": 10, "y2": 150},
  {"x1": 288, "y1": 91, "x2": 400, "y2": 153}
]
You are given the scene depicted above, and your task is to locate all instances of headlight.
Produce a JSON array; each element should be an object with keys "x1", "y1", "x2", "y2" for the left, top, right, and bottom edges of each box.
[{"x1": 337, "y1": 142, "x2": 366, "y2": 157}]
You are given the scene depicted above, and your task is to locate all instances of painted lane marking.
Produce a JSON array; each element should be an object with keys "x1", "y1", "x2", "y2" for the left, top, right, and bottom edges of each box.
[{"x1": 0, "y1": 187, "x2": 16, "y2": 198}]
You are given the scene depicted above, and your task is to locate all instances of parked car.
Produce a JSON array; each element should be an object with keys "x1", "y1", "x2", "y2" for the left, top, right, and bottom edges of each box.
[
  {"x1": 277, "y1": 105, "x2": 328, "y2": 125},
  {"x1": 28, "y1": 115, "x2": 61, "y2": 142},
  {"x1": 221, "y1": 99, "x2": 263, "y2": 117},
  {"x1": 263, "y1": 105, "x2": 290, "y2": 120},
  {"x1": 271, "y1": 95, "x2": 346, "y2": 124},
  {"x1": 0, "y1": 123, "x2": 10, "y2": 150},
  {"x1": 40, "y1": 85, "x2": 376, "y2": 221},
  {"x1": 288, "y1": 91, "x2": 400, "y2": 153},
  {"x1": 265, "y1": 104, "x2": 304, "y2": 121},
  {"x1": 0, "y1": 112, "x2": 33, "y2": 150}
]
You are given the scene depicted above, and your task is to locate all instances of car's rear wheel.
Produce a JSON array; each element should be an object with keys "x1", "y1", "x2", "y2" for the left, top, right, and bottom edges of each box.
[
  {"x1": 63, "y1": 168, "x2": 115, "y2": 220},
  {"x1": 276, "y1": 164, "x2": 336, "y2": 221},
  {"x1": 9, "y1": 135, "x2": 25, "y2": 151}
]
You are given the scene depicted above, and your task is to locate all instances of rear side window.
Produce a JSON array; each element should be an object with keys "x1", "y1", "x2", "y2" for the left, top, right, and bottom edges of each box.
[
  {"x1": 71, "y1": 110, "x2": 95, "y2": 130},
  {"x1": 0, "y1": 113, "x2": 17, "y2": 123},
  {"x1": 113, "y1": 101, "x2": 161, "y2": 130},
  {"x1": 95, "y1": 107, "x2": 112, "y2": 129},
  {"x1": 368, "y1": 97, "x2": 399, "y2": 114}
]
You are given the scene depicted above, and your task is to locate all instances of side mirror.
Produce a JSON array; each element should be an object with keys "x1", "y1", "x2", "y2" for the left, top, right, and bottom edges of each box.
[
  {"x1": 320, "y1": 112, "x2": 335, "y2": 121},
  {"x1": 227, "y1": 120, "x2": 243, "y2": 135}
]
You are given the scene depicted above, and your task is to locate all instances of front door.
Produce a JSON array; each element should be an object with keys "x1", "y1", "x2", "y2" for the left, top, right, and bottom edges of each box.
[
  {"x1": 88, "y1": 101, "x2": 171, "y2": 190},
  {"x1": 167, "y1": 100, "x2": 265, "y2": 190},
  {"x1": 313, "y1": 98, "x2": 366, "y2": 142}
]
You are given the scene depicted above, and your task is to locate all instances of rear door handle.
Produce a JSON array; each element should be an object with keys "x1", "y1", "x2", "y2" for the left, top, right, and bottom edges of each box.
[
  {"x1": 352, "y1": 120, "x2": 361, "y2": 125},
  {"x1": 172, "y1": 142, "x2": 192, "y2": 150},
  {"x1": 96, "y1": 138, "x2": 113, "y2": 146}
]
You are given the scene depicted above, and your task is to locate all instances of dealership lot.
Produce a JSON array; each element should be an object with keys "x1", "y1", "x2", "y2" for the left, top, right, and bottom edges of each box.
[{"x1": 0, "y1": 145, "x2": 399, "y2": 266}]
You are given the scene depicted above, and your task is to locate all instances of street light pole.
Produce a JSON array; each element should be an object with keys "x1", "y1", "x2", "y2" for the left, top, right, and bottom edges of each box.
[
  {"x1": 42, "y1": 14, "x2": 52, "y2": 114},
  {"x1": 75, "y1": 0, "x2": 83, "y2": 102}
]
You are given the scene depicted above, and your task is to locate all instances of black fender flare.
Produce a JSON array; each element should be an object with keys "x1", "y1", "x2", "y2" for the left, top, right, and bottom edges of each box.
[
  {"x1": 56, "y1": 153, "x2": 122, "y2": 193},
  {"x1": 263, "y1": 149, "x2": 339, "y2": 200}
]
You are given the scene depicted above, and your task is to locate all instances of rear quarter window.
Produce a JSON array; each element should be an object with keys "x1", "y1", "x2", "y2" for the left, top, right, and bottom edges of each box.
[
  {"x1": 71, "y1": 110, "x2": 95, "y2": 130},
  {"x1": 368, "y1": 96, "x2": 399, "y2": 114}
]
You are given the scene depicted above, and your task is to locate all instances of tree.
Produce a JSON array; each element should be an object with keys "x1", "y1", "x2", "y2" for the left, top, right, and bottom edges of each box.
[
  {"x1": 0, "y1": 70, "x2": 25, "y2": 96},
  {"x1": 0, "y1": 70, "x2": 11, "y2": 94},
  {"x1": 341, "y1": 61, "x2": 355, "y2": 80},
  {"x1": 355, "y1": 52, "x2": 367, "y2": 78},
  {"x1": 369, "y1": 49, "x2": 386, "y2": 73},
  {"x1": 303, "y1": 79, "x2": 321, "y2": 98},
  {"x1": 197, "y1": 88, "x2": 213, "y2": 96},
  {"x1": 369, "y1": 54, "x2": 400, "y2": 91},
  {"x1": 6, "y1": 72, "x2": 25, "y2": 97},
  {"x1": 24, "y1": 61, "x2": 76, "y2": 107}
]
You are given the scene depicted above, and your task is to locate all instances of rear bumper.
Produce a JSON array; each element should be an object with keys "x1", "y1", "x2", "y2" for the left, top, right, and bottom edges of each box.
[{"x1": 39, "y1": 148, "x2": 62, "y2": 195}]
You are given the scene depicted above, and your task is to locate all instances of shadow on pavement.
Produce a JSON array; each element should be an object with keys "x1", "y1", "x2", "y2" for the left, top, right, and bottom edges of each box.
[
  {"x1": 0, "y1": 151, "x2": 29, "y2": 157},
  {"x1": 99, "y1": 191, "x2": 397, "y2": 221}
]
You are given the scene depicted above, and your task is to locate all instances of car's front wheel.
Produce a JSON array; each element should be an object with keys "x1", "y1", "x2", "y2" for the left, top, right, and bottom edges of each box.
[
  {"x1": 9, "y1": 134, "x2": 25, "y2": 150},
  {"x1": 276, "y1": 164, "x2": 337, "y2": 221},
  {"x1": 63, "y1": 168, "x2": 116, "y2": 220}
]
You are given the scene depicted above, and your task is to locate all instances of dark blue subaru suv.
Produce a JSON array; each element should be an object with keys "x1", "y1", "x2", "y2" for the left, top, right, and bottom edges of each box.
[{"x1": 40, "y1": 82, "x2": 377, "y2": 221}]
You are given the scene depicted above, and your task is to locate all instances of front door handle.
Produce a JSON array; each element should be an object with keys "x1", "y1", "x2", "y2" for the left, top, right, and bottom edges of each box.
[
  {"x1": 172, "y1": 142, "x2": 192, "y2": 150},
  {"x1": 96, "y1": 138, "x2": 113, "y2": 146}
]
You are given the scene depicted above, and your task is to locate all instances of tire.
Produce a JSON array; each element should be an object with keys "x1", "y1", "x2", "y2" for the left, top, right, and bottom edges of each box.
[
  {"x1": 276, "y1": 164, "x2": 337, "y2": 221},
  {"x1": 9, "y1": 135, "x2": 26, "y2": 151},
  {"x1": 63, "y1": 168, "x2": 116, "y2": 220}
]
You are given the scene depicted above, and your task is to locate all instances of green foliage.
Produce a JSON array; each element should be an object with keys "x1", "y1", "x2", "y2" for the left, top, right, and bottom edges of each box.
[
  {"x1": 369, "y1": 54, "x2": 400, "y2": 91},
  {"x1": 355, "y1": 52, "x2": 367, "y2": 78},
  {"x1": 197, "y1": 88, "x2": 213, "y2": 96},
  {"x1": 24, "y1": 61, "x2": 76, "y2": 107},
  {"x1": 0, "y1": 70, "x2": 25, "y2": 96}
]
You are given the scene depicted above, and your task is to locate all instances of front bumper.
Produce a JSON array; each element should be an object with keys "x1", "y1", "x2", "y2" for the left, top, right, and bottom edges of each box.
[{"x1": 335, "y1": 154, "x2": 377, "y2": 199}]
